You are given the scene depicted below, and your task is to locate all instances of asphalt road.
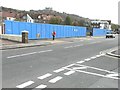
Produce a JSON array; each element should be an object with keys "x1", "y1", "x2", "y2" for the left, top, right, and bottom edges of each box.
[{"x1": 2, "y1": 36, "x2": 119, "y2": 89}]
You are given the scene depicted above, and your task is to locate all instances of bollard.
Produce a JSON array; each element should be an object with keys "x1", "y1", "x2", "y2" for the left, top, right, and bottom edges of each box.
[{"x1": 22, "y1": 31, "x2": 29, "y2": 43}]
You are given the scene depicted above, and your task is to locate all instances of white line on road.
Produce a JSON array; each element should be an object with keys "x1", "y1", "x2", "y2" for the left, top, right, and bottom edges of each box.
[
  {"x1": 96, "y1": 55, "x2": 102, "y2": 57},
  {"x1": 100, "y1": 53, "x2": 105, "y2": 56},
  {"x1": 105, "y1": 55, "x2": 119, "y2": 59},
  {"x1": 63, "y1": 64, "x2": 75, "y2": 68},
  {"x1": 72, "y1": 66, "x2": 87, "y2": 70},
  {"x1": 73, "y1": 44, "x2": 83, "y2": 47},
  {"x1": 53, "y1": 68, "x2": 65, "y2": 73},
  {"x1": 90, "y1": 56, "x2": 97, "y2": 59},
  {"x1": 77, "y1": 61, "x2": 85, "y2": 64},
  {"x1": 38, "y1": 49, "x2": 53, "y2": 53},
  {"x1": 64, "y1": 67, "x2": 119, "y2": 80},
  {"x1": 106, "y1": 73, "x2": 119, "y2": 77},
  {"x1": 64, "y1": 46, "x2": 73, "y2": 49},
  {"x1": 16, "y1": 81, "x2": 34, "y2": 88},
  {"x1": 64, "y1": 70, "x2": 75, "y2": 75},
  {"x1": 84, "y1": 58, "x2": 91, "y2": 61},
  {"x1": 35, "y1": 84, "x2": 47, "y2": 88},
  {"x1": 7, "y1": 49, "x2": 53, "y2": 58},
  {"x1": 64, "y1": 44, "x2": 83, "y2": 49},
  {"x1": 7, "y1": 52, "x2": 37, "y2": 58},
  {"x1": 38, "y1": 73, "x2": 52, "y2": 80},
  {"x1": 73, "y1": 64, "x2": 117, "y2": 74},
  {"x1": 49, "y1": 76, "x2": 63, "y2": 83}
]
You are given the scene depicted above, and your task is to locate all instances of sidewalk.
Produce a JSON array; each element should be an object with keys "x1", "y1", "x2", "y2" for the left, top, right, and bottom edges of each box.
[
  {"x1": 0, "y1": 36, "x2": 105, "y2": 50},
  {"x1": 0, "y1": 39, "x2": 66, "y2": 50}
]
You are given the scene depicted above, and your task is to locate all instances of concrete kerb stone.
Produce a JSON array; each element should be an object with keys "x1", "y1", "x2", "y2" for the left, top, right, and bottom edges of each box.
[
  {"x1": 100, "y1": 47, "x2": 120, "y2": 58},
  {"x1": 106, "y1": 52, "x2": 120, "y2": 58},
  {"x1": 0, "y1": 42, "x2": 52, "y2": 50},
  {"x1": 106, "y1": 47, "x2": 120, "y2": 58},
  {"x1": 0, "y1": 39, "x2": 66, "y2": 50}
]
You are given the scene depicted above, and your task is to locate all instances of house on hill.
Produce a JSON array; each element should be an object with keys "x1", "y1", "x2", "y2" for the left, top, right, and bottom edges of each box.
[
  {"x1": 0, "y1": 11, "x2": 16, "y2": 21},
  {"x1": 91, "y1": 19, "x2": 111, "y2": 30},
  {"x1": 26, "y1": 13, "x2": 63, "y2": 24}
]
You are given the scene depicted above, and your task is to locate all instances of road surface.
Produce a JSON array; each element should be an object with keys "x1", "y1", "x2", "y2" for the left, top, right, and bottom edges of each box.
[{"x1": 2, "y1": 36, "x2": 119, "y2": 89}]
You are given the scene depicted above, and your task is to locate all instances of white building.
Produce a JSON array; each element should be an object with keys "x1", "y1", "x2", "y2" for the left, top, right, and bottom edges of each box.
[
  {"x1": 91, "y1": 20, "x2": 111, "y2": 30},
  {"x1": 6, "y1": 17, "x2": 15, "y2": 21},
  {"x1": 27, "y1": 14, "x2": 34, "y2": 23}
]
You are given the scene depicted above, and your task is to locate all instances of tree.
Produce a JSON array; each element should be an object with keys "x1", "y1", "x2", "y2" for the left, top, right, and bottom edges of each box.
[
  {"x1": 64, "y1": 16, "x2": 72, "y2": 25},
  {"x1": 49, "y1": 17, "x2": 62, "y2": 24},
  {"x1": 72, "y1": 20, "x2": 79, "y2": 26},
  {"x1": 111, "y1": 24, "x2": 119, "y2": 31},
  {"x1": 78, "y1": 21, "x2": 85, "y2": 26}
]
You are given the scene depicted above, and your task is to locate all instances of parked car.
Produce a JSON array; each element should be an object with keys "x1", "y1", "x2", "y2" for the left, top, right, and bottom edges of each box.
[{"x1": 106, "y1": 32, "x2": 115, "y2": 38}]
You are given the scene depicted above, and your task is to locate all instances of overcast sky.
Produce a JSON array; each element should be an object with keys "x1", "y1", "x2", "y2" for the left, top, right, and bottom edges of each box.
[{"x1": 1, "y1": 0, "x2": 119, "y2": 24}]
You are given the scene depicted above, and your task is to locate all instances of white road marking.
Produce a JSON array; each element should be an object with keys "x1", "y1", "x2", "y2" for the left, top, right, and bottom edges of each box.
[
  {"x1": 100, "y1": 53, "x2": 105, "y2": 56},
  {"x1": 106, "y1": 73, "x2": 119, "y2": 77},
  {"x1": 96, "y1": 55, "x2": 102, "y2": 57},
  {"x1": 64, "y1": 46, "x2": 73, "y2": 49},
  {"x1": 53, "y1": 68, "x2": 64, "y2": 73},
  {"x1": 63, "y1": 64, "x2": 75, "y2": 68},
  {"x1": 105, "y1": 55, "x2": 119, "y2": 59},
  {"x1": 84, "y1": 58, "x2": 91, "y2": 61},
  {"x1": 64, "y1": 44, "x2": 83, "y2": 49},
  {"x1": 72, "y1": 66, "x2": 87, "y2": 70},
  {"x1": 64, "y1": 70, "x2": 75, "y2": 75},
  {"x1": 76, "y1": 54, "x2": 103, "y2": 64},
  {"x1": 77, "y1": 61, "x2": 85, "y2": 64},
  {"x1": 38, "y1": 49, "x2": 53, "y2": 53},
  {"x1": 49, "y1": 76, "x2": 63, "y2": 83},
  {"x1": 90, "y1": 56, "x2": 97, "y2": 59},
  {"x1": 73, "y1": 44, "x2": 83, "y2": 47},
  {"x1": 38, "y1": 73, "x2": 52, "y2": 80},
  {"x1": 64, "y1": 67, "x2": 119, "y2": 80},
  {"x1": 7, "y1": 52, "x2": 37, "y2": 58},
  {"x1": 35, "y1": 84, "x2": 47, "y2": 88},
  {"x1": 7, "y1": 49, "x2": 53, "y2": 58},
  {"x1": 16, "y1": 81, "x2": 34, "y2": 88},
  {"x1": 75, "y1": 64, "x2": 117, "y2": 74}
]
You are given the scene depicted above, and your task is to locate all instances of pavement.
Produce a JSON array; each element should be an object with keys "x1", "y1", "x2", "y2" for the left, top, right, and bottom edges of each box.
[
  {"x1": 0, "y1": 39, "x2": 65, "y2": 50},
  {"x1": 0, "y1": 36, "x2": 103, "y2": 50}
]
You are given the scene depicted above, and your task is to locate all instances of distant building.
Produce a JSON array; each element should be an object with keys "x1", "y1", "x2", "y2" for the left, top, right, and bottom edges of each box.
[
  {"x1": 91, "y1": 20, "x2": 111, "y2": 30},
  {"x1": 26, "y1": 13, "x2": 62, "y2": 23},
  {"x1": 0, "y1": 11, "x2": 16, "y2": 22},
  {"x1": 6, "y1": 17, "x2": 15, "y2": 21},
  {"x1": 27, "y1": 14, "x2": 34, "y2": 23}
]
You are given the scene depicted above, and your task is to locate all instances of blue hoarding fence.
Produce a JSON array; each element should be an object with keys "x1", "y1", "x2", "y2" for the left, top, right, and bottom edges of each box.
[
  {"x1": 5, "y1": 20, "x2": 109, "y2": 39},
  {"x1": 5, "y1": 20, "x2": 87, "y2": 39},
  {"x1": 93, "y1": 28, "x2": 107, "y2": 36}
]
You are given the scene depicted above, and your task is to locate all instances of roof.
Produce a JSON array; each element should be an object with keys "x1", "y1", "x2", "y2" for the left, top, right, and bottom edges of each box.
[{"x1": 0, "y1": 11, "x2": 16, "y2": 18}]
